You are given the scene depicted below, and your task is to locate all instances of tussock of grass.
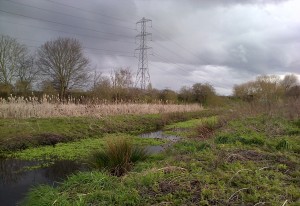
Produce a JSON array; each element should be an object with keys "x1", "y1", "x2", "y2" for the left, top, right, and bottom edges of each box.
[
  {"x1": 90, "y1": 138, "x2": 148, "y2": 176},
  {"x1": 276, "y1": 139, "x2": 291, "y2": 151}
]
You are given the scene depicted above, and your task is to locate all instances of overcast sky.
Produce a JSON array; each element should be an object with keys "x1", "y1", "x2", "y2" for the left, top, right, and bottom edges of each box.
[{"x1": 0, "y1": 0, "x2": 299, "y2": 95}]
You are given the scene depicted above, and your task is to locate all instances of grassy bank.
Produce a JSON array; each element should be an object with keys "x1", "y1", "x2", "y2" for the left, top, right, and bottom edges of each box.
[
  {"x1": 24, "y1": 108, "x2": 300, "y2": 205},
  {"x1": 0, "y1": 110, "x2": 216, "y2": 153}
]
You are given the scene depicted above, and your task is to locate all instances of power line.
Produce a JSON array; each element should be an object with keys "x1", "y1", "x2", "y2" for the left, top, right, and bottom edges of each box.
[
  {"x1": 25, "y1": 45, "x2": 136, "y2": 58},
  {"x1": 148, "y1": 62, "x2": 197, "y2": 86},
  {"x1": 152, "y1": 27, "x2": 202, "y2": 61},
  {"x1": 0, "y1": 8, "x2": 136, "y2": 43},
  {"x1": 4, "y1": 0, "x2": 136, "y2": 33},
  {"x1": 0, "y1": 18, "x2": 135, "y2": 44},
  {"x1": 153, "y1": 52, "x2": 188, "y2": 74},
  {"x1": 44, "y1": 0, "x2": 136, "y2": 25},
  {"x1": 0, "y1": 34, "x2": 135, "y2": 56},
  {"x1": 152, "y1": 40, "x2": 193, "y2": 64}
]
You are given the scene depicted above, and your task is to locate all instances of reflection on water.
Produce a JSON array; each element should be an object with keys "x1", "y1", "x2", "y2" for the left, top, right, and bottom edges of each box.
[
  {"x1": 141, "y1": 131, "x2": 181, "y2": 154},
  {"x1": 146, "y1": 145, "x2": 165, "y2": 154},
  {"x1": 140, "y1": 131, "x2": 181, "y2": 142},
  {"x1": 0, "y1": 158, "x2": 86, "y2": 206}
]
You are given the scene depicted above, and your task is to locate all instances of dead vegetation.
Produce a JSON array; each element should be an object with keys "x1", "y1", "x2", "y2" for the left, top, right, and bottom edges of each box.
[{"x1": 0, "y1": 95, "x2": 202, "y2": 118}]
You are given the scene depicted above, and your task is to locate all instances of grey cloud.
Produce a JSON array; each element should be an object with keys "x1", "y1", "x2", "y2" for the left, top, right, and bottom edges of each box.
[{"x1": 0, "y1": 0, "x2": 299, "y2": 95}]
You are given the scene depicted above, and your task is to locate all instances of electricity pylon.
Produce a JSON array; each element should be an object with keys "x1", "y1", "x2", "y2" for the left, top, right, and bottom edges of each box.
[{"x1": 135, "y1": 17, "x2": 152, "y2": 90}]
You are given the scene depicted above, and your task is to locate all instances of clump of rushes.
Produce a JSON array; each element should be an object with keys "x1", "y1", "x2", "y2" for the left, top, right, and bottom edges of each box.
[
  {"x1": 90, "y1": 138, "x2": 148, "y2": 176},
  {"x1": 276, "y1": 139, "x2": 291, "y2": 150}
]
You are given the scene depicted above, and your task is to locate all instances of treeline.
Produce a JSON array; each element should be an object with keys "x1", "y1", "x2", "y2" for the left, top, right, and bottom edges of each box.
[
  {"x1": 233, "y1": 74, "x2": 300, "y2": 103},
  {"x1": 0, "y1": 35, "x2": 220, "y2": 104},
  {"x1": 1, "y1": 34, "x2": 299, "y2": 105},
  {"x1": 90, "y1": 69, "x2": 220, "y2": 105}
]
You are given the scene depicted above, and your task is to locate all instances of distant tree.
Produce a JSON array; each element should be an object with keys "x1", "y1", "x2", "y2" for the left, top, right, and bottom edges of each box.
[
  {"x1": 91, "y1": 71, "x2": 112, "y2": 101},
  {"x1": 233, "y1": 75, "x2": 284, "y2": 103},
  {"x1": 0, "y1": 35, "x2": 27, "y2": 93},
  {"x1": 233, "y1": 81, "x2": 257, "y2": 101},
  {"x1": 159, "y1": 89, "x2": 178, "y2": 103},
  {"x1": 192, "y1": 83, "x2": 216, "y2": 105},
  {"x1": 111, "y1": 67, "x2": 133, "y2": 89},
  {"x1": 286, "y1": 85, "x2": 300, "y2": 99},
  {"x1": 281, "y1": 74, "x2": 299, "y2": 91},
  {"x1": 281, "y1": 74, "x2": 300, "y2": 99},
  {"x1": 15, "y1": 55, "x2": 39, "y2": 94},
  {"x1": 40, "y1": 80, "x2": 58, "y2": 96},
  {"x1": 178, "y1": 86, "x2": 193, "y2": 103},
  {"x1": 281, "y1": 74, "x2": 299, "y2": 96},
  {"x1": 255, "y1": 75, "x2": 283, "y2": 102},
  {"x1": 37, "y1": 37, "x2": 90, "y2": 100},
  {"x1": 110, "y1": 67, "x2": 133, "y2": 101}
]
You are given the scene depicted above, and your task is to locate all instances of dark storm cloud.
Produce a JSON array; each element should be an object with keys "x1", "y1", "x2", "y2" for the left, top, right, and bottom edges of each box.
[{"x1": 0, "y1": 0, "x2": 299, "y2": 95}]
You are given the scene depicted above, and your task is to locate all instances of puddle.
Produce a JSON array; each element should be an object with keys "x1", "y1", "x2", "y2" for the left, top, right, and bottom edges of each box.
[
  {"x1": 146, "y1": 145, "x2": 165, "y2": 154},
  {"x1": 0, "y1": 158, "x2": 86, "y2": 206},
  {"x1": 140, "y1": 131, "x2": 181, "y2": 142},
  {"x1": 141, "y1": 131, "x2": 181, "y2": 154}
]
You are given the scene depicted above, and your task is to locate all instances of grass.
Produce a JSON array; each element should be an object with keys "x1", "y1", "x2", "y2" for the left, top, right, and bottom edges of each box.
[
  {"x1": 90, "y1": 138, "x2": 148, "y2": 176},
  {"x1": 0, "y1": 110, "x2": 215, "y2": 153},
  {"x1": 9, "y1": 134, "x2": 163, "y2": 161},
  {"x1": 23, "y1": 106, "x2": 300, "y2": 205}
]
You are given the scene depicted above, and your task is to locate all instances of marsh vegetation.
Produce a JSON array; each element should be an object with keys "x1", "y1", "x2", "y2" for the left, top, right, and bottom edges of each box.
[{"x1": 1, "y1": 34, "x2": 299, "y2": 205}]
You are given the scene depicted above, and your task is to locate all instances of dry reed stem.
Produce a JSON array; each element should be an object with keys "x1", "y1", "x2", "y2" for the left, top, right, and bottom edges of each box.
[
  {"x1": 0, "y1": 96, "x2": 202, "y2": 118},
  {"x1": 228, "y1": 187, "x2": 249, "y2": 202}
]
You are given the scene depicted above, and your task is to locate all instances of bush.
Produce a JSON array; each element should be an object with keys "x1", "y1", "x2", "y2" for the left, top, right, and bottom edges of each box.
[{"x1": 90, "y1": 138, "x2": 148, "y2": 176}]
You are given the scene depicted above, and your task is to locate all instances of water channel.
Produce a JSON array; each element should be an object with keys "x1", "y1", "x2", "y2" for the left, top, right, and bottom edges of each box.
[{"x1": 0, "y1": 131, "x2": 181, "y2": 205}]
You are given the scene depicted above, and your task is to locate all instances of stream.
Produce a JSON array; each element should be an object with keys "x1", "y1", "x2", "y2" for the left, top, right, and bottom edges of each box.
[
  {"x1": 0, "y1": 159, "x2": 86, "y2": 206},
  {"x1": 0, "y1": 131, "x2": 181, "y2": 206}
]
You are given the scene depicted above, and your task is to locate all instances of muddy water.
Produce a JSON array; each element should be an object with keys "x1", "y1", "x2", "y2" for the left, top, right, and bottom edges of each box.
[{"x1": 0, "y1": 159, "x2": 86, "y2": 206}]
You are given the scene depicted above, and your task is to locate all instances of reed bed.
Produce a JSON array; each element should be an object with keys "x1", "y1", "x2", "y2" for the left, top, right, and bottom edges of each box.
[{"x1": 0, "y1": 96, "x2": 202, "y2": 118}]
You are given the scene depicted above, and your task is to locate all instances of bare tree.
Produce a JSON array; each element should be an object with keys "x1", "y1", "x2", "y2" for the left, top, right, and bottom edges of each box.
[
  {"x1": 0, "y1": 35, "x2": 27, "y2": 92},
  {"x1": 15, "y1": 55, "x2": 39, "y2": 94},
  {"x1": 110, "y1": 67, "x2": 133, "y2": 101},
  {"x1": 281, "y1": 74, "x2": 299, "y2": 91},
  {"x1": 37, "y1": 37, "x2": 90, "y2": 100},
  {"x1": 110, "y1": 67, "x2": 133, "y2": 89}
]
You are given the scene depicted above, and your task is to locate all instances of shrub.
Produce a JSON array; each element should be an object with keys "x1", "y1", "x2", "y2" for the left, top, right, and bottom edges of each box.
[{"x1": 90, "y1": 138, "x2": 148, "y2": 176}]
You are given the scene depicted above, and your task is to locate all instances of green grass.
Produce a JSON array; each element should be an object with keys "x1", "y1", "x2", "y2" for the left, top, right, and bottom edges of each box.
[
  {"x1": 0, "y1": 110, "x2": 215, "y2": 152},
  {"x1": 165, "y1": 116, "x2": 217, "y2": 130},
  {"x1": 90, "y1": 138, "x2": 148, "y2": 176},
  {"x1": 9, "y1": 134, "x2": 163, "y2": 161},
  {"x1": 23, "y1": 113, "x2": 300, "y2": 205}
]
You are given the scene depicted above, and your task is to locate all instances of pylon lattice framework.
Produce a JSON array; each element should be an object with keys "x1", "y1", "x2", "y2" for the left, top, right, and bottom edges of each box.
[{"x1": 135, "y1": 17, "x2": 152, "y2": 90}]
